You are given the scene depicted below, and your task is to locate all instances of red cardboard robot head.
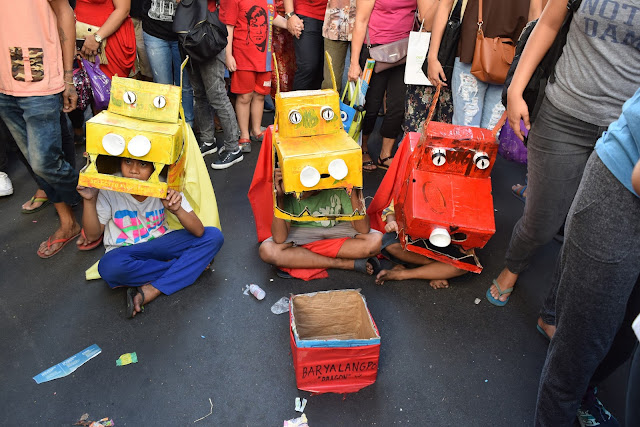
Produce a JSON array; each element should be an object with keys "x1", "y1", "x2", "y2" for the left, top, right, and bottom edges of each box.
[{"x1": 395, "y1": 93, "x2": 503, "y2": 273}]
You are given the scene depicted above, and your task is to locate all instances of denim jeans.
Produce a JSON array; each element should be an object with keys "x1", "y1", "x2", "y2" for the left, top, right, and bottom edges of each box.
[
  {"x1": 187, "y1": 50, "x2": 239, "y2": 152},
  {"x1": 534, "y1": 153, "x2": 640, "y2": 426},
  {"x1": 505, "y1": 96, "x2": 609, "y2": 274},
  {"x1": 451, "y1": 58, "x2": 504, "y2": 129},
  {"x1": 143, "y1": 31, "x2": 194, "y2": 125},
  {"x1": 293, "y1": 15, "x2": 324, "y2": 90},
  {"x1": 0, "y1": 93, "x2": 80, "y2": 205},
  {"x1": 99, "y1": 227, "x2": 224, "y2": 295}
]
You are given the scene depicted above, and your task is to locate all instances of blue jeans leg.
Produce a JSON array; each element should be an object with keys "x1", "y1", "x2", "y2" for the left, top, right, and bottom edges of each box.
[
  {"x1": 451, "y1": 58, "x2": 505, "y2": 129},
  {"x1": 143, "y1": 32, "x2": 194, "y2": 125},
  {"x1": 98, "y1": 227, "x2": 224, "y2": 295},
  {"x1": 0, "y1": 93, "x2": 79, "y2": 204}
]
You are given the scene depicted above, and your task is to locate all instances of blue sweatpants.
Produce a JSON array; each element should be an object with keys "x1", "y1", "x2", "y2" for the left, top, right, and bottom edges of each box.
[{"x1": 98, "y1": 227, "x2": 224, "y2": 295}]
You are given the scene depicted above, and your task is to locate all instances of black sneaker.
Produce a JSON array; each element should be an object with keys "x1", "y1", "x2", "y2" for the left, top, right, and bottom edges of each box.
[
  {"x1": 577, "y1": 387, "x2": 619, "y2": 427},
  {"x1": 199, "y1": 140, "x2": 218, "y2": 156},
  {"x1": 211, "y1": 148, "x2": 243, "y2": 170}
]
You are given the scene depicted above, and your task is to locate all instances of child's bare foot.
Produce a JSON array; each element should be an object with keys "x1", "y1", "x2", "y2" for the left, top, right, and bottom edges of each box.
[
  {"x1": 128, "y1": 284, "x2": 162, "y2": 318},
  {"x1": 429, "y1": 279, "x2": 449, "y2": 289},
  {"x1": 375, "y1": 265, "x2": 406, "y2": 285}
]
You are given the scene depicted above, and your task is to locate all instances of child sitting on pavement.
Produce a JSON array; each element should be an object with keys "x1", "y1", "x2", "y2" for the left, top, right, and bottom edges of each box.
[
  {"x1": 259, "y1": 168, "x2": 382, "y2": 278},
  {"x1": 375, "y1": 202, "x2": 469, "y2": 289},
  {"x1": 77, "y1": 157, "x2": 224, "y2": 318}
]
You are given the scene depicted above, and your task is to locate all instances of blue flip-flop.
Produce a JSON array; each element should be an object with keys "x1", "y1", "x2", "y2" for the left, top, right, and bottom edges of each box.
[
  {"x1": 536, "y1": 324, "x2": 551, "y2": 341},
  {"x1": 486, "y1": 279, "x2": 514, "y2": 306}
]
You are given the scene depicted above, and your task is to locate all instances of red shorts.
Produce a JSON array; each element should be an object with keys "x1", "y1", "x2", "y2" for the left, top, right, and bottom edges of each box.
[{"x1": 231, "y1": 70, "x2": 272, "y2": 95}]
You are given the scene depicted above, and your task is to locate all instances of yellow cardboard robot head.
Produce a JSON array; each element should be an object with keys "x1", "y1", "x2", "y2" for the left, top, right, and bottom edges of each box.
[
  {"x1": 272, "y1": 52, "x2": 364, "y2": 222},
  {"x1": 79, "y1": 76, "x2": 186, "y2": 198}
]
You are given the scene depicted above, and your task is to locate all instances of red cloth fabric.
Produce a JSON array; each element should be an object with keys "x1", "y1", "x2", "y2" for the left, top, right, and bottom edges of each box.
[
  {"x1": 271, "y1": 0, "x2": 296, "y2": 97},
  {"x1": 248, "y1": 125, "x2": 275, "y2": 242},
  {"x1": 367, "y1": 132, "x2": 417, "y2": 232},
  {"x1": 75, "y1": 0, "x2": 136, "y2": 79},
  {"x1": 219, "y1": 0, "x2": 275, "y2": 72},
  {"x1": 280, "y1": 237, "x2": 349, "y2": 280},
  {"x1": 295, "y1": 0, "x2": 327, "y2": 21}
]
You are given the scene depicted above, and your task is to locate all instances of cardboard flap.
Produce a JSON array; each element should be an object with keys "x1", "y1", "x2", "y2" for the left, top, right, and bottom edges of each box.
[{"x1": 292, "y1": 290, "x2": 379, "y2": 341}]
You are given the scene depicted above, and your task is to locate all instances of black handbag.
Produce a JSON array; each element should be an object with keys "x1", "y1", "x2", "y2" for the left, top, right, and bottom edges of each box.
[
  {"x1": 173, "y1": 0, "x2": 228, "y2": 63},
  {"x1": 422, "y1": 0, "x2": 464, "y2": 83},
  {"x1": 501, "y1": 0, "x2": 582, "y2": 123}
]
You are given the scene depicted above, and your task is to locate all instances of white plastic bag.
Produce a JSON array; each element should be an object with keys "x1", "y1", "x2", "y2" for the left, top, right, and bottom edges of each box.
[{"x1": 404, "y1": 21, "x2": 432, "y2": 86}]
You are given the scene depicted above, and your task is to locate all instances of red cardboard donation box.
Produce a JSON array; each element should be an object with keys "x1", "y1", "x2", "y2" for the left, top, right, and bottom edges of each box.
[{"x1": 289, "y1": 289, "x2": 381, "y2": 394}]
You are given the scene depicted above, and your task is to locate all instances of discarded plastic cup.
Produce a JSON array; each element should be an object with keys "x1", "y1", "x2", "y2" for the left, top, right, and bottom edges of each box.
[
  {"x1": 271, "y1": 297, "x2": 290, "y2": 314},
  {"x1": 249, "y1": 284, "x2": 265, "y2": 300}
]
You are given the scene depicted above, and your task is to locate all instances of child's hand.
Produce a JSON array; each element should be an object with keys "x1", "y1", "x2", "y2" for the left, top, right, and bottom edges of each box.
[
  {"x1": 385, "y1": 220, "x2": 398, "y2": 233},
  {"x1": 162, "y1": 189, "x2": 182, "y2": 214},
  {"x1": 77, "y1": 185, "x2": 99, "y2": 201},
  {"x1": 225, "y1": 54, "x2": 237, "y2": 72},
  {"x1": 274, "y1": 168, "x2": 285, "y2": 196}
]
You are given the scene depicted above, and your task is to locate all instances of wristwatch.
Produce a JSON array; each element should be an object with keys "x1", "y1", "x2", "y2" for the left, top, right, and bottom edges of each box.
[
  {"x1": 94, "y1": 33, "x2": 103, "y2": 43},
  {"x1": 284, "y1": 11, "x2": 296, "y2": 20}
]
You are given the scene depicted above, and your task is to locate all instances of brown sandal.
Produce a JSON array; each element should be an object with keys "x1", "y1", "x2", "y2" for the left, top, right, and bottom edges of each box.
[
  {"x1": 362, "y1": 150, "x2": 377, "y2": 172},
  {"x1": 377, "y1": 155, "x2": 393, "y2": 170}
]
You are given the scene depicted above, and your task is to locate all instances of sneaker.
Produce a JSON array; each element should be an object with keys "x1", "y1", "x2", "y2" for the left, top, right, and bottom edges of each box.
[
  {"x1": 199, "y1": 140, "x2": 218, "y2": 156},
  {"x1": 239, "y1": 139, "x2": 252, "y2": 153},
  {"x1": 577, "y1": 387, "x2": 619, "y2": 427},
  {"x1": 211, "y1": 148, "x2": 243, "y2": 170},
  {"x1": 0, "y1": 172, "x2": 13, "y2": 196}
]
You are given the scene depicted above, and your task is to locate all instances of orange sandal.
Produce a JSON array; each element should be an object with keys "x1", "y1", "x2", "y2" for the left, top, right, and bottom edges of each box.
[{"x1": 37, "y1": 232, "x2": 81, "y2": 259}]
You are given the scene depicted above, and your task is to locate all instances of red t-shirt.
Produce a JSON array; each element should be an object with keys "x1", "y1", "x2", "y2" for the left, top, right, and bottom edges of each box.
[
  {"x1": 220, "y1": 0, "x2": 275, "y2": 72},
  {"x1": 295, "y1": 0, "x2": 327, "y2": 21}
]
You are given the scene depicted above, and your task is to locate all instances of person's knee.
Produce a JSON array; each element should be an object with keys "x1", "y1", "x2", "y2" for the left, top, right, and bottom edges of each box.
[
  {"x1": 98, "y1": 249, "x2": 130, "y2": 284},
  {"x1": 200, "y1": 227, "x2": 224, "y2": 254},
  {"x1": 259, "y1": 241, "x2": 277, "y2": 264},
  {"x1": 237, "y1": 93, "x2": 253, "y2": 104},
  {"x1": 362, "y1": 232, "x2": 382, "y2": 257}
]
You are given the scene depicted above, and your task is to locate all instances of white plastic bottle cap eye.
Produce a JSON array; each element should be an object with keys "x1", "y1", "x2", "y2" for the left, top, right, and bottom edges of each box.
[
  {"x1": 299, "y1": 166, "x2": 321, "y2": 188},
  {"x1": 289, "y1": 110, "x2": 302, "y2": 124},
  {"x1": 102, "y1": 133, "x2": 126, "y2": 156},
  {"x1": 123, "y1": 91, "x2": 136, "y2": 105},
  {"x1": 473, "y1": 152, "x2": 490, "y2": 169},
  {"x1": 429, "y1": 228, "x2": 451, "y2": 247},
  {"x1": 328, "y1": 159, "x2": 348, "y2": 180},
  {"x1": 153, "y1": 95, "x2": 166, "y2": 109},
  {"x1": 321, "y1": 106, "x2": 335, "y2": 121},
  {"x1": 432, "y1": 148, "x2": 446, "y2": 166},
  {"x1": 128, "y1": 135, "x2": 152, "y2": 157}
]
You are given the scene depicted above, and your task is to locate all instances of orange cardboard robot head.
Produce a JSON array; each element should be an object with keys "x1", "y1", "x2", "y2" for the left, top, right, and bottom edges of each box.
[
  {"x1": 394, "y1": 87, "x2": 503, "y2": 272},
  {"x1": 272, "y1": 52, "x2": 364, "y2": 222},
  {"x1": 78, "y1": 76, "x2": 186, "y2": 198}
]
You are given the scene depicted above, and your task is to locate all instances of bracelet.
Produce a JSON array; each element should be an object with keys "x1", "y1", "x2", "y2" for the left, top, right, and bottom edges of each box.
[
  {"x1": 64, "y1": 69, "x2": 73, "y2": 74},
  {"x1": 64, "y1": 80, "x2": 75, "y2": 85}
]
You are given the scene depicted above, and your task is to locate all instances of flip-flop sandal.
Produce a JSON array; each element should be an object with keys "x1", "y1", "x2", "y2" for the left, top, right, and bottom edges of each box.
[
  {"x1": 511, "y1": 184, "x2": 527, "y2": 203},
  {"x1": 362, "y1": 150, "x2": 377, "y2": 172},
  {"x1": 37, "y1": 232, "x2": 81, "y2": 259},
  {"x1": 77, "y1": 229, "x2": 104, "y2": 251},
  {"x1": 126, "y1": 287, "x2": 145, "y2": 319},
  {"x1": 354, "y1": 257, "x2": 381, "y2": 275},
  {"x1": 486, "y1": 279, "x2": 514, "y2": 307},
  {"x1": 536, "y1": 324, "x2": 551, "y2": 341},
  {"x1": 250, "y1": 130, "x2": 266, "y2": 143},
  {"x1": 377, "y1": 156, "x2": 393, "y2": 170},
  {"x1": 21, "y1": 196, "x2": 50, "y2": 214},
  {"x1": 276, "y1": 269, "x2": 294, "y2": 279}
]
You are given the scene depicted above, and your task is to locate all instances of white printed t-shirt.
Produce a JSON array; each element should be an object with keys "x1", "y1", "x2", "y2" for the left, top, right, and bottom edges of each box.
[{"x1": 96, "y1": 190, "x2": 193, "y2": 253}]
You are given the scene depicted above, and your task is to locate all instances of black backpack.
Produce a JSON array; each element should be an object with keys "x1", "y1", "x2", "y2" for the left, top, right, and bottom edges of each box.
[
  {"x1": 173, "y1": 0, "x2": 228, "y2": 64},
  {"x1": 501, "y1": 0, "x2": 582, "y2": 123}
]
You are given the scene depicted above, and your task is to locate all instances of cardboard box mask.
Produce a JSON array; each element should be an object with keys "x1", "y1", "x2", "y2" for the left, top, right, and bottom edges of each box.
[
  {"x1": 79, "y1": 77, "x2": 185, "y2": 198},
  {"x1": 394, "y1": 87, "x2": 502, "y2": 273},
  {"x1": 272, "y1": 52, "x2": 364, "y2": 222}
]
